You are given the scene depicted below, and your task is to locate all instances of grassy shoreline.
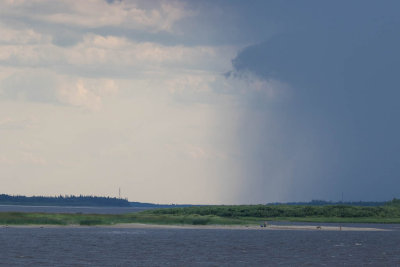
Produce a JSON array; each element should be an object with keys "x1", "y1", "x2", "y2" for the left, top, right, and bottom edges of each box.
[
  {"x1": 1, "y1": 205, "x2": 400, "y2": 226},
  {"x1": 0, "y1": 212, "x2": 254, "y2": 226}
]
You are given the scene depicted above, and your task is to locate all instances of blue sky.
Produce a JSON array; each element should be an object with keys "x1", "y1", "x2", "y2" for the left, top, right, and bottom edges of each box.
[{"x1": 0, "y1": 0, "x2": 399, "y2": 204}]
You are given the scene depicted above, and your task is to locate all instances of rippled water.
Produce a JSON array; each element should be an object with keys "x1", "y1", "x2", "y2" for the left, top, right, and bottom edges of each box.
[{"x1": 1, "y1": 226, "x2": 400, "y2": 266}]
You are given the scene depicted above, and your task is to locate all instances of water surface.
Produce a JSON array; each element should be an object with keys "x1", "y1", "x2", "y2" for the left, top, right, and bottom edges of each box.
[{"x1": 1, "y1": 226, "x2": 400, "y2": 266}]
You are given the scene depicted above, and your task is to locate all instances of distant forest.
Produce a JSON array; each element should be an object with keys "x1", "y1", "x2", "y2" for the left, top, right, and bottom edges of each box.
[
  {"x1": 0, "y1": 194, "x2": 196, "y2": 208},
  {"x1": 268, "y1": 199, "x2": 391, "y2": 207},
  {"x1": 0, "y1": 194, "x2": 130, "y2": 207}
]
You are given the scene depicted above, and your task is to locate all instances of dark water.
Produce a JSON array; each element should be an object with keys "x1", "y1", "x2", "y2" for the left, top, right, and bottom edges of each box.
[
  {"x1": 1, "y1": 226, "x2": 400, "y2": 266},
  {"x1": 0, "y1": 205, "x2": 151, "y2": 214}
]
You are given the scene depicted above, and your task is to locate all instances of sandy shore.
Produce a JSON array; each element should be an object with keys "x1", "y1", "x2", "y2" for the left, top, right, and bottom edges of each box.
[
  {"x1": 263, "y1": 225, "x2": 388, "y2": 231},
  {"x1": 1, "y1": 223, "x2": 389, "y2": 231},
  {"x1": 105, "y1": 223, "x2": 389, "y2": 231}
]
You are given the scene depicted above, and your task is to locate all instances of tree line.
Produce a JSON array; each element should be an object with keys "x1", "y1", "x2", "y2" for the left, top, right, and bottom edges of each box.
[{"x1": 0, "y1": 194, "x2": 130, "y2": 207}]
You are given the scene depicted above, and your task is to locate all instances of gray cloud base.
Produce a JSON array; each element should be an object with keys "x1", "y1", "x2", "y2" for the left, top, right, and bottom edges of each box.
[{"x1": 231, "y1": 0, "x2": 400, "y2": 202}]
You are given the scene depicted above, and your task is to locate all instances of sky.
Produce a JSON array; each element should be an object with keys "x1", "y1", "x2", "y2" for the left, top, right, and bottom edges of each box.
[{"x1": 1, "y1": 0, "x2": 399, "y2": 204}]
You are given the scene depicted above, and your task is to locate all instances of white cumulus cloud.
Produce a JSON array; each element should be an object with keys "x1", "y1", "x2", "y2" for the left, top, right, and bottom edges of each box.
[
  {"x1": 57, "y1": 78, "x2": 119, "y2": 110},
  {"x1": 0, "y1": 0, "x2": 187, "y2": 33}
]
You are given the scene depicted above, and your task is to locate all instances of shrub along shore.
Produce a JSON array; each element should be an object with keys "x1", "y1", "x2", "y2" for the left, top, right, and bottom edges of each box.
[{"x1": 1, "y1": 202, "x2": 400, "y2": 226}]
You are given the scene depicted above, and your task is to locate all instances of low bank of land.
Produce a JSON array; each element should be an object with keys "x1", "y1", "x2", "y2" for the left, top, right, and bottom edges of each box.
[{"x1": 1, "y1": 204, "x2": 400, "y2": 226}]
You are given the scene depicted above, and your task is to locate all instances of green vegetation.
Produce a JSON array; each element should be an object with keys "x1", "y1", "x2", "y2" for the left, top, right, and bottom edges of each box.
[
  {"x1": 146, "y1": 204, "x2": 400, "y2": 219},
  {"x1": 141, "y1": 202, "x2": 400, "y2": 224},
  {"x1": 0, "y1": 212, "x2": 249, "y2": 226},
  {"x1": 270, "y1": 199, "x2": 387, "y2": 206},
  {"x1": 1, "y1": 202, "x2": 400, "y2": 226}
]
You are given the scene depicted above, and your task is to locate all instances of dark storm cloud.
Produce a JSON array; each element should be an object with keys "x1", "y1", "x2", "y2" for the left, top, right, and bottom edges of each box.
[{"x1": 230, "y1": 0, "x2": 400, "y2": 202}]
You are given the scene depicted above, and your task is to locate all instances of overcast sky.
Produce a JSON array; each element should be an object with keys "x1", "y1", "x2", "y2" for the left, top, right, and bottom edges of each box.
[{"x1": 1, "y1": 0, "x2": 399, "y2": 204}]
